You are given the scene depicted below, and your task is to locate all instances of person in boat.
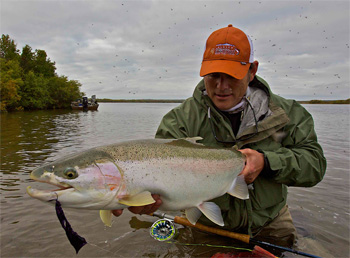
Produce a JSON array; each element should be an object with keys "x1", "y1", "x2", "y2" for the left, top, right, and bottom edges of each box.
[{"x1": 112, "y1": 25, "x2": 326, "y2": 247}]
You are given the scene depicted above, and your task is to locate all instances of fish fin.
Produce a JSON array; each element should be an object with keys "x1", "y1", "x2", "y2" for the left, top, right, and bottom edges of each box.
[
  {"x1": 227, "y1": 174, "x2": 249, "y2": 200},
  {"x1": 184, "y1": 137, "x2": 204, "y2": 144},
  {"x1": 185, "y1": 207, "x2": 203, "y2": 225},
  {"x1": 167, "y1": 137, "x2": 204, "y2": 148},
  {"x1": 118, "y1": 191, "x2": 155, "y2": 206},
  {"x1": 198, "y1": 202, "x2": 224, "y2": 226},
  {"x1": 100, "y1": 210, "x2": 112, "y2": 227}
]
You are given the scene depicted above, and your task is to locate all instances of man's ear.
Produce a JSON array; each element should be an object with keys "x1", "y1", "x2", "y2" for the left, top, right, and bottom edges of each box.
[{"x1": 249, "y1": 60, "x2": 259, "y2": 82}]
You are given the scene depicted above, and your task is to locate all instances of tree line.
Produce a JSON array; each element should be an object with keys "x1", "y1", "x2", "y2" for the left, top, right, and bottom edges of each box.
[
  {"x1": 0, "y1": 34, "x2": 84, "y2": 112},
  {"x1": 298, "y1": 99, "x2": 350, "y2": 104}
]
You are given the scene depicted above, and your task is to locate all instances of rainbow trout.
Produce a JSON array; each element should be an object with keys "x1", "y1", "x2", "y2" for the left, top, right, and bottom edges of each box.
[{"x1": 27, "y1": 138, "x2": 248, "y2": 227}]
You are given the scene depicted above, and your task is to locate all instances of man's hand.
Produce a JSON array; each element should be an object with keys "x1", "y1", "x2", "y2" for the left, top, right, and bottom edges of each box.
[
  {"x1": 238, "y1": 149, "x2": 265, "y2": 184},
  {"x1": 112, "y1": 194, "x2": 162, "y2": 217}
]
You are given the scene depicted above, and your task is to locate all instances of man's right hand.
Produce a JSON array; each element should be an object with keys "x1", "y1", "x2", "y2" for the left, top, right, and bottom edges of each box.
[{"x1": 112, "y1": 194, "x2": 162, "y2": 217}]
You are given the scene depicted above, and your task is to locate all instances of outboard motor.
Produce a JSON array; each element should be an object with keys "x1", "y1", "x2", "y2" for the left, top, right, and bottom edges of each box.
[{"x1": 82, "y1": 97, "x2": 88, "y2": 111}]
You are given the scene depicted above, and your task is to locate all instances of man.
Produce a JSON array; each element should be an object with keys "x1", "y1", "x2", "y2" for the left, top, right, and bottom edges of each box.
[{"x1": 113, "y1": 25, "x2": 326, "y2": 247}]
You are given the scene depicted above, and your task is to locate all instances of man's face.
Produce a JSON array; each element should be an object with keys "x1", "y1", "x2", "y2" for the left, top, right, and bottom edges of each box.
[{"x1": 204, "y1": 61, "x2": 258, "y2": 110}]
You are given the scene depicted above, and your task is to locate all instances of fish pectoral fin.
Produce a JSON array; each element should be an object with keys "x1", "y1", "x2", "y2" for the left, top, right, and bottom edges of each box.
[
  {"x1": 100, "y1": 210, "x2": 112, "y2": 227},
  {"x1": 197, "y1": 202, "x2": 224, "y2": 226},
  {"x1": 185, "y1": 207, "x2": 202, "y2": 225},
  {"x1": 118, "y1": 191, "x2": 155, "y2": 206},
  {"x1": 227, "y1": 174, "x2": 249, "y2": 200}
]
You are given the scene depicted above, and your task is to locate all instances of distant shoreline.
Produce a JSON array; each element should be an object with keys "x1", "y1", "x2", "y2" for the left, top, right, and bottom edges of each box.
[
  {"x1": 97, "y1": 99, "x2": 184, "y2": 103},
  {"x1": 297, "y1": 99, "x2": 349, "y2": 104},
  {"x1": 97, "y1": 98, "x2": 350, "y2": 104}
]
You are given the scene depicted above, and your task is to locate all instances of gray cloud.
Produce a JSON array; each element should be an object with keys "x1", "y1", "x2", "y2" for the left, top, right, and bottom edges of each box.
[{"x1": 1, "y1": 0, "x2": 349, "y2": 100}]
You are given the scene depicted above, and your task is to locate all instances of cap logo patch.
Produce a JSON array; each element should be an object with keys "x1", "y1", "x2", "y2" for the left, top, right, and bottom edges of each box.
[{"x1": 213, "y1": 43, "x2": 240, "y2": 56}]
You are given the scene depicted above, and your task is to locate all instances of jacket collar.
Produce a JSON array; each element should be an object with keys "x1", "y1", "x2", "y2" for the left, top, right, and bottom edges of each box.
[{"x1": 193, "y1": 76, "x2": 290, "y2": 148}]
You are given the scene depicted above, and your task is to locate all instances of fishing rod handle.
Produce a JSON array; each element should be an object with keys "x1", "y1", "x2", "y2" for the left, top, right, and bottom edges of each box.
[{"x1": 173, "y1": 216, "x2": 251, "y2": 244}]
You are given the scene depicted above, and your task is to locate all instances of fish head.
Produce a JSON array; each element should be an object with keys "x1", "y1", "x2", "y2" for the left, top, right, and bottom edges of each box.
[{"x1": 27, "y1": 149, "x2": 125, "y2": 209}]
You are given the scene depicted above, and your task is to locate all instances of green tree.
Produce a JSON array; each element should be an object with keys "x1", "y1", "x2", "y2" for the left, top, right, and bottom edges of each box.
[
  {"x1": 0, "y1": 34, "x2": 20, "y2": 61},
  {"x1": 19, "y1": 71, "x2": 49, "y2": 109},
  {"x1": 47, "y1": 76, "x2": 83, "y2": 108},
  {"x1": 0, "y1": 58, "x2": 23, "y2": 111},
  {"x1": 33, "y1": 49, "x2": 56, "y2": 77},
  {"x1": 1, "y1": 34, "x2": 84, "y2": 111},
  {"x1": 20, "y1": 45, "x2": 35, "y2": 74}
]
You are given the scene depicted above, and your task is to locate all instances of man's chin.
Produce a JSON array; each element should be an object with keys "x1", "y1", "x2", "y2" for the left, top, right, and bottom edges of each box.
[{"x1": 213, "y1": 98, "x2": 236, "y2": 111}]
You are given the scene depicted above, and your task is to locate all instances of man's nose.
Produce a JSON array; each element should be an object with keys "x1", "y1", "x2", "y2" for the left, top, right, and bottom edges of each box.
[{"x1": 217, "y1": 75, "x2": 230, "y2": 90}]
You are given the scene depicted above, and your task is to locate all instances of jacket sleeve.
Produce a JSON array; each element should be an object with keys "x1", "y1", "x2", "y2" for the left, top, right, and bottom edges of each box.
[
  {"x1": 155, "y1": 108, "x2": 189, "y2": 139},
  {"x1": 262, "y1": 100, "x2": 327, "y2": 187}
]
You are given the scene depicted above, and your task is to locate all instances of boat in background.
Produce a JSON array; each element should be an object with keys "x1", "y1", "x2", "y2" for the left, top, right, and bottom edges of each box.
[{"x1": 71, "y1": 95, "x2": 99, "y2": 111}]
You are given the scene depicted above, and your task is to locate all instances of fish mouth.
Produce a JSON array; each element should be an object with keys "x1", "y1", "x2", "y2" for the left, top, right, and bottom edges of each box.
[
  {"x1": 26, "y1": 185, "x2": 75, "y2": 202},
  {"x1": 27, "y1": 172, "x2": 74, "y2": 202}
]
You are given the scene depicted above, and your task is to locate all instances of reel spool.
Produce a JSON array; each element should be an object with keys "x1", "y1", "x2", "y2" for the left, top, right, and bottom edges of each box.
[{"x1": 150, "y1": 219, "x2": 177, "y2": 241}]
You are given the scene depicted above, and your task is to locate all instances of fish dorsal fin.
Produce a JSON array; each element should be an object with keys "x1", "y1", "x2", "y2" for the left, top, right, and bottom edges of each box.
[
  {"x1": 197, "y1": 202, "x2": 224, "y2": 226},
  {"x1": 227, "y1": 175, "x2": 249, "y2": 200},
  {"x1": 100, "y1": 210, "x2": 112, "y2": 227},
  {"x1": 118, "y1": 191, "x2": 155, "y2": 206},
  {"x1": 185, "y1": 207, "x2": 202, "y2": 225},
  {"x1": 166, "y1": 137, "x2": 205, "y2": 149},
  {"x1": 184, "y1": 137, "x2": 204, "y2": 145}
]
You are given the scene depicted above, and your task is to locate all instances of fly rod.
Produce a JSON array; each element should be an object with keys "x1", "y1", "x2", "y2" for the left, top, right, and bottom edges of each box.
[{"x1": 149, "y1": 211, "x2": 321, "y2": 258}]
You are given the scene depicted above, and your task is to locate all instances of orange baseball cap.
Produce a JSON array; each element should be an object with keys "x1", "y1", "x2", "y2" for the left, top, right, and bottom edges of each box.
[{"x1": 200, "y1": 24, "x2": 254, "y2": 80}]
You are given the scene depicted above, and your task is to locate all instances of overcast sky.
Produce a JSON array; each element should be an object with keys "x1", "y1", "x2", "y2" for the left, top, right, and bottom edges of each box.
[{"x1": 1, "y1": 0, "x2": 349, "y2": 100}]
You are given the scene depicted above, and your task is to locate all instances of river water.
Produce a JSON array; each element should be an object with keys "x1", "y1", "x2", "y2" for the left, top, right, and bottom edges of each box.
[{"x1": 1, "y1": 103, "x2": 349, "y2": 257}]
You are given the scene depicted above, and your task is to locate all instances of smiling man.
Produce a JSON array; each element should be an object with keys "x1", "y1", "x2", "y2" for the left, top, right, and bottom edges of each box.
[{"x1": 114, "y1": 25, "x2": 327, "y2": 248}]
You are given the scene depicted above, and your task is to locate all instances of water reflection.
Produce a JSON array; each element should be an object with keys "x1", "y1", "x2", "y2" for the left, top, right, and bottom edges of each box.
[{"x1": 1, "y1": 110, "x2": 75, "y2": 174}]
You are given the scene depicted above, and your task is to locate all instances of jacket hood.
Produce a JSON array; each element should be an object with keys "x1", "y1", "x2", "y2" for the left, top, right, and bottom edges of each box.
[{"x1": 191, "y1": 76, "x2": 290, "y2": 148}]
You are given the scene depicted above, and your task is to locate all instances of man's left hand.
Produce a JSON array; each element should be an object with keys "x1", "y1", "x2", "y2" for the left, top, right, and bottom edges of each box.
[{"x1": 238, "y1": 148, "x2": 265, "y2": 184}]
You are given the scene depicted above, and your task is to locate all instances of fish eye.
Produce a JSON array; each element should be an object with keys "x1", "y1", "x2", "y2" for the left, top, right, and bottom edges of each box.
[{"x1": 64, "y1": 167, "x2": 78, "y2": 179}]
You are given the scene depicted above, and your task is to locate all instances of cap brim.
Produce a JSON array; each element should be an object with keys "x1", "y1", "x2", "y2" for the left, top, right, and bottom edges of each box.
[{"x1": 200, "y1": 60, "x2": 250, "y2": 80}]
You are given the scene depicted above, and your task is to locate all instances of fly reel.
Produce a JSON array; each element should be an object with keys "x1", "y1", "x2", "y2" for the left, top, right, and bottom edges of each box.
[{"x1": 150, "y1": 219, "x2": 177, "y2": 241}]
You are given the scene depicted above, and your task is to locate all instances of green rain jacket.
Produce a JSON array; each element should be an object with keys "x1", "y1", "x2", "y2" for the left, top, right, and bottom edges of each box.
[{"x1": 155, "y1": 76, "x2": 326, "y2": 234}]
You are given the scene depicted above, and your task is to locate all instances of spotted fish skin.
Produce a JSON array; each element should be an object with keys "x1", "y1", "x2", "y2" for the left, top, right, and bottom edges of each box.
[{"x1": 27, "y1": 138, "x2": 248, "y2": 226}]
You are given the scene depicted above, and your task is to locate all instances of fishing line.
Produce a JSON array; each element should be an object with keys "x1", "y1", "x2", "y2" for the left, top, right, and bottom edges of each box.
[
  {"x1": 87, "y1": 242, "x2": 116, "y2": 255},
  {"x1": 160, "y1": 240, "x2": 281, "y2": 258},
  {"x1": 164, "y1": 240, "x2": 255, "y2": 252}
]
